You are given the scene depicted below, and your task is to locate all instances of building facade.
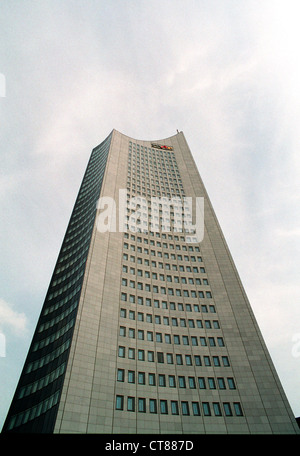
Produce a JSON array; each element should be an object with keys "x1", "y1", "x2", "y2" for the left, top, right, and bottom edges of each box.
[{"x1": 2, "y1": 129, "x2": 299, "y2": 434}]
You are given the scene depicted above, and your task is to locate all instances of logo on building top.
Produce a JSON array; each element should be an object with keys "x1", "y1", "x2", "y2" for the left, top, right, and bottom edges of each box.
[{"x1": 151, "y1": 143, "x2": 173, "y2": 151}]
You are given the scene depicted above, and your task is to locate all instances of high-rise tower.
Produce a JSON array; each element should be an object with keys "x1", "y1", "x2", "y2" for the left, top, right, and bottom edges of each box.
[{"x1": 2, "y1": 130, "x2": 298, "y2": 434}]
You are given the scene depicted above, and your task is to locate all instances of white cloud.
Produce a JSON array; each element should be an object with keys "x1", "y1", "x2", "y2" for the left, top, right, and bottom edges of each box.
[{"x1": 0, "y1": 298, "x2": 27, "y2": 336}]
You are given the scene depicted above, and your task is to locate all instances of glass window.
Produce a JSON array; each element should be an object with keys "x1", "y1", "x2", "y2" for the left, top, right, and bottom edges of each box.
[
  {"x1": 202, "y1": 402, "x2": 211, "y2": 416},
  {"x1": 148, "y1": 351, "x2": 154, "y2": 362},
  {"x1": 200, "y1": 337, "x2": 207, "y2": 346},
  {"x1": 183, "y1": 336, "x2": 189, "y2": 345},
  {"x1": 118, "y1": 346, "x2": 125, "y2": 358},
  {"x1": 138, "y1": 398, "x2": 146, "y2": 413},
  {"x1": 198, "y1": 377, "x2": 206, "y2": 389},
  {"x1": 176, "y1": 354, "x2": 183, "y2": 365},
  {"x1": 138, "y1": 349, "x2": 144, "y2": 360},
  {"x1": 128, "y1": 371, "x2": 135, "y2": 383},
  {"x1": 129, "y1": 310, "x2": 135, "y2": 320},
  {"x1": 234, "y1": 402, "x2": 243, "y2": 416},
  {"x1": 227, "y1": 378, "x2": 236, "y2": 389},
  {"x1": 181, "y1": 402, "x2": 190, "y2": 416},
  {"x1": 217, "y1": 378, "x2": 226, "y2": 389},
  {"x1": 178, "y1": 376, "x2": 186, "y2": 388},
  {"x1": 188, "y1": 377, "x2": 196, "y2": 389},
  {"x1": 185, "y1": 355, "x2": 192, "y2": 365},
  {"x1": 212, "y1": 356, "x2": 220, "y2": 366},
  {"x1": 149, "y1": 399, "x2": 157, "y2": 414},
  {"x1": 117, "y1": 369, "x2": 124, "y2": 382},
  {"x1": 208, "y1": 378, "x2": 216, "y2": 389},
  {"x1": 160, "y1": 400, "x2": 168, "y2": 414},
  {"x1": 174, "y1": 335, "x2": 180, "y2": 345},
  {"x1": 115, "y1": 395, "x2": 124, "y2": 410},
  {"x1": 171, "y1": 401, "x2": 179, "y2": 415},
  {"x1": 127, "y1": 397, "x2": 135, "y2": 412},
  {"x1": 157, "y1": 352, "x2": 164, "y2": 363},
  {"x1": 192, "y1": 402, "x2": 201, "y2": 416},
  {"x1": 167, "y1": 353, "x2": 173, "y2": 364},
  {"x1": 165, "y1": 334, "x2": 171, "y2": 344},
  {"x1": 223, "y1": 403, "x2": 232, "y2": 416},
  {"x1": 138, "y1": 372, "x2": 145, "y2": 384},
  {"x1": 128, "y1": 348, "x2": 135, "y2": 359},
  {"x1": 168, "y1": 375, "x2": 176, "y2": 388},
  {"x1": 222, "y1": 356, "x2": 230, "y2": 366},
  {"x1": 147, "y1": 331, "x2": 153, "y2": 341},
  {"x1": 217, "y1": 337, "x2": 225, "y2": 347},
  {"x1": 149, "y1": 373, "x2": 156, "y2": 386},
  {"x1": 158, "y1": 374, "x2": 166, "y2": 387},
  {"x1": 156, "y1": 333, "x2": 162, "y2": 343},
  {"x1": 163, "y1": 317, "x2": 169, "y2": 325},
  {"x1": 194, "y1": 355, "x2": 201, "y2": 366},
  {"x1": 213, "y1": 402, "x2": 222, "y2": 416}
]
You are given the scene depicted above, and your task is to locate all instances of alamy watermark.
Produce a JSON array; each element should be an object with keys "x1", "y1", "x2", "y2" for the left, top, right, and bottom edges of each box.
[
  {"x1": 96, "y1": 189, "x2": 204, "y2": 243},
  {"x1": 0, "y1": 73, "x2": 6, "y2": 97}
]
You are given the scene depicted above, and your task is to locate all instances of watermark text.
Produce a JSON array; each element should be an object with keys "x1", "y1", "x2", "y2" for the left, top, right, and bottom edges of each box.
[{"x1": 96, "y1": 190, "x2": 204, "y2": 243}]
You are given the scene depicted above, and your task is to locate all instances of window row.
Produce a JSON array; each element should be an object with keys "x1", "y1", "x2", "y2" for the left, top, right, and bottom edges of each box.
[
  {"x1": 120, "y1": 308, "x2": 220, "y2": 329},
  {"x1": 124, "y1": 232, "x2": 201, "y2": 250},
  {"x1": 120, "y1": 294, "x2": 216, "y2": 313},
  {"x1": 127, "y1": 189, "x2": 186, "y2": 201},
  {"x1": 33, "y1": 319, "x2": 75, "y2": 352},
  {"x1": 122, "y1": 267, "x2": 208, "y2": 285},
  {"x1": 124, "y1": 231, "x2": 197, "y2": 244},
  {"x1": 128, "y1": 154, "x2": 179, "y2": 168},
  {"x1": 25, "y1": 340, "x2": 71, "y2": 374},
  {"x1": 118, "y1": 346, "x2": 231, "y2": 367},
  {"x1": 123, "y1": 227, "x2": 199, "y2": 245},
  {"x1": 47, "y1": 269, "x2": 84, "y2": 301},
  {"x1": 121, "y1": 275, "x2": 208, "y2": 287},
  {"x1": 119, "y1": 328, "x2": 225, "y2": 347},
  {"x1": 128, "y1": 158, "x2": 179, "y2": 171},
  {"x1": 127, "y1": 163, "x2": 181, "y2": 177},
  {"x1": 122, "y1": 253, "x2": 205, "y2": 268},
  {"x1": 115, "y1": 395, "x2": 243, "y2": 417},
  {"x1": 121, "y1": 288, "x2": 213, "y2": 299},
  {"x1": 117, "y1": 369, "x2": 236, "y2": 390},
  {"x1": 18, "y1": 363, "x2": 66, "y2": 398},
  {"x1": 127, "y1": 181, "x2": 184, "y2": 193},
  {"x1": 6, "y1": 390, "x2": 61, "y2": 431}
]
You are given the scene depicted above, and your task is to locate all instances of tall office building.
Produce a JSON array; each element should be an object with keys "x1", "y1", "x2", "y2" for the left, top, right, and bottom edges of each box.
[{"x1": 2, "y1": 130, "x2": 298, "y2": 434}]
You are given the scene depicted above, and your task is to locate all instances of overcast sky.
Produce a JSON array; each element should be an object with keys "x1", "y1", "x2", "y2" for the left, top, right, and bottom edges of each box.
[{"x1": 1, "y1": 0, "x2": 300, "y2": 429}]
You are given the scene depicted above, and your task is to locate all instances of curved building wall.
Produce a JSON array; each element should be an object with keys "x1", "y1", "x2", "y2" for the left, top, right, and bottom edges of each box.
[{"x1": 2, "y1": 132, "x2": 112, "y2": 433}]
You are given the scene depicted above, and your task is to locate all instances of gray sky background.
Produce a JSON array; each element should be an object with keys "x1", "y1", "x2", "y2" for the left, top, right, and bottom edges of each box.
[{"x1": 1, "y1": 0, "x2": 300, "y2": 428}]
